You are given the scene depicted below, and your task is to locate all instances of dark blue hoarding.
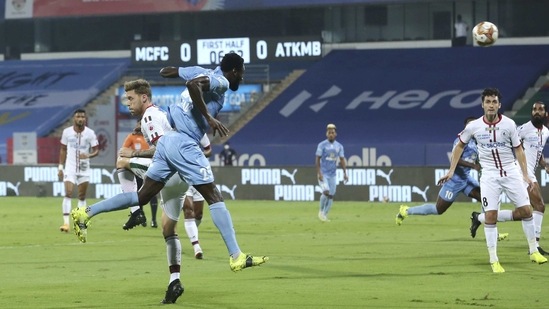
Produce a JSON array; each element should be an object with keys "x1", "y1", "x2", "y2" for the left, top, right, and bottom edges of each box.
[{"x1": 228, "y1": 45, "x2": 549, "y2": 166}]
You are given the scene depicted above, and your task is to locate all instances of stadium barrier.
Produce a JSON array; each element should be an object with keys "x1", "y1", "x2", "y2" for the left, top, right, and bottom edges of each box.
[{"x1": 2, "y1": 165, "x2": 549, "y2": 203}]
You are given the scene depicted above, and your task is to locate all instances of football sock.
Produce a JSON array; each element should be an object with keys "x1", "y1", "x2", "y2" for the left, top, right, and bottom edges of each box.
[
  {"x1": 497, "y1": 210, "x2": 513, "y2": 221},
  {"x1": 184, "y1": 219, "x2": 199, "y2": 244},
  {"x1": 209, "y1": 202, "x2": 240, "y2": 257},
  {"x1": 87, "y1": 192, "x2": 139, "y2": 217},
  {"x1": 533, "y1": 211, "x2": 543, "y2": 245},
  {"x1": 165, "y1": 235, "x2": 181, "y2": 283},
  {"x1": 77, "y1": 199, "x2": 86, "y2": 208},
  {"x1": 484, "y1": 224, "x2": 498, "y2": 263},
  {"x1": 62, "y1": 197, "x2": 71, "y2": 224},
  {"x1": 325, "y1": 198, "x2": 333, "y2": 216},
  {"x1": 116, "y1": 169, "x2": 137, "y2": 193},
  {"x1": 522, "y1": 217, "x2": 537, "y2": 254},
  {"x1": 478, "y1": 210, "x2": 513, "y2": 224},
  {"x1": 150, "y1": 195, "x2": 158, "y2": 222},
  {"x1": 407, "y1": 204, "x2": 437, "y2": 215},
  {"x1": 319, "y1": 195, "x2": 327, "y2": 214}
]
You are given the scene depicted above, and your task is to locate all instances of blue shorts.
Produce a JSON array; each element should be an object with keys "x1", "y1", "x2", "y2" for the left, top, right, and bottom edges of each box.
[
  {"x1": 438, "y1": 175, "x2": 479, "y2": 202},
  {"x1": 146, "y1": 132, "x2": 214, "y2": 186},
  {"x1": 318, "y1": 174, "x2": 337, "y2": 195}
]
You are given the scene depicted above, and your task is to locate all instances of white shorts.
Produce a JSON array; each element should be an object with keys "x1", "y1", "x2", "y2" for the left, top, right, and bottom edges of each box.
[
  {"x1": 159, "y1": 173, "x2": 185, "y2": 221},
  {"x1": 480, "y1": 172, "x2": 530, "y2": 211},
  {"x1": 128, "y1": 157, "x2": 152, "y2": 179},
  {"x1": 185, "y1": 186, "x2": 204, "y2": 202},
  {"x1": 63, "y1": 173, "x2": 89, "y2": 185}
]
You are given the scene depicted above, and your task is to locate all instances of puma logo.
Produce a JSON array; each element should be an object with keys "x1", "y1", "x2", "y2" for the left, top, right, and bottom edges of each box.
[
  {"x1": 281, "y1": 169, "x2": 298, "y2": 185},
  {"x1": 412, "y1": 186, "x2": 429, "y2": 202},
  {"x1": 376, "y1": 169, "x2": 394, "y2": 185},
  {"x1": 102, "y1": 168, "x2": 117, "y2": 184},
  {"x1": 7, "y1": 181, "x2": 21, "y2": 196},
  {"x1": 220, "y1": 184, "x2": 237, "y2": 200}
]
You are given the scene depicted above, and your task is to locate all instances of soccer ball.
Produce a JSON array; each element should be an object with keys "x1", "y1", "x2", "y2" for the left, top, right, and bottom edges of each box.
[{"x1": 472, "y1": 21, "x2": 499, "y2": 47}]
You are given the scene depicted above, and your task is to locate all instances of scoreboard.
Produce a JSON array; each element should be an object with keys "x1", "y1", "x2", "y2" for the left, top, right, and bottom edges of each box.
[{"x1": 131, "y1": 36, "x2": 322, "y2": 66}]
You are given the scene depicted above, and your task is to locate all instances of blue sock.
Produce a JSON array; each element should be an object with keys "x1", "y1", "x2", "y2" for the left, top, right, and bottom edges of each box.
[
  {"x1": 87, "y1": 192, "x2": 139, "y2": 217},
  {"x1": 319, "y1": 195, "x2": 327, "y2": 213},
  {"x1": 407, "y1": 204, "x2": 438, "y2": 215},
  {"x1": 325, "y1": 199, "x2": 334, "y2": 216},
  {"x1": 209, "y1": 202, "x2": 240, "y2": 256}
]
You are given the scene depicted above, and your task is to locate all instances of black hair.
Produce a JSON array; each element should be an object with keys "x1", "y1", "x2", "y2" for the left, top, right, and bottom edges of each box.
[
  {"x1": 464, "y1": 116, "x2": 476, "y2": 125},
  {"x1": 481, "y1": 88, "x2": 501, "y2": 102},
  {"x1": 74, "y1": 109, "x2": 86, "y2": 115},
  {"x1": 533, "y1": 101, "x2": 546, "y2": 110},
  {"x1": 220, "y1": 52, "x2": 244, "y2": 72},
  {"x1": 124, "y1": 79, "x2": 152, "y2": 98}
]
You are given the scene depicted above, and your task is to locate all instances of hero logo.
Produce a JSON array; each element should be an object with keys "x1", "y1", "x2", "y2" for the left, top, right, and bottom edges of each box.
[
  {"x1": 135, "y1": 46, "x2": 169, "y2": 62},
  {"x1": 279, "y1": 88, "x2": 482, "y2": 117}
]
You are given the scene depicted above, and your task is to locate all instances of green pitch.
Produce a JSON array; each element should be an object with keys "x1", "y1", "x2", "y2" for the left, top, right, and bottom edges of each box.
[{"x1": 1, "y1": 197, "x2": 548, "y2": 308}]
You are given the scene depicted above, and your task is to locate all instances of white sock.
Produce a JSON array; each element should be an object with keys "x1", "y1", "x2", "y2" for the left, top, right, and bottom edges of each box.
[
  {"x1": 184, "y1": 219, "x2": 199, "y2": 243},
  {"x1": 130, "y1": 205, "x2": 140, "y2": 213},
  {"x1": 478, "y1": 210, "x2": 513, "y2": 223},
  {"x1": 533, "y1": 211, "x2": 544, "y2": 245},
  {"x1": 485, "y1": 224, "x2": 498, "y2": 263},
  {"x1": 522, "y1": 217, "x2": 538, "y2": 254},
  {"x1": 78, "y1": 199, "x2": 86, "y2": 208},
  {"x1": 62, "y1": 197, "x2": 71, "y2": 224},
  {"x1": 117, "y1": 169, "x2": 137, "y2": 193},
  {"x1": 169, "y1": 273, "x2": 180, "y2": 283},
  {"x1": 497, "y1": 209, "x2": 513, "y2": 221}
]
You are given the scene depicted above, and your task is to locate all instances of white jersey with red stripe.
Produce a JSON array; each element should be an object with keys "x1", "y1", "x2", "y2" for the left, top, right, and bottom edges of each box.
[
  {"x1": 60, "y1": 126, "x2": 98, "y2": 176},
  {"x1": 140, "y1": 105, "x2": 172, "y2": 146},
  {"x1": 459, "y1": 114, "x2": 521, "y2": 177},
  {"x1": 517, "y1": 120, "x2": 549, "y2": 180}
]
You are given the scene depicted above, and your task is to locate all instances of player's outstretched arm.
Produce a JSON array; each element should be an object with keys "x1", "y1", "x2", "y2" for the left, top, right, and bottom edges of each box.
[{"x1": 159, "y1": 67, "x2": 178, "y2": 78}]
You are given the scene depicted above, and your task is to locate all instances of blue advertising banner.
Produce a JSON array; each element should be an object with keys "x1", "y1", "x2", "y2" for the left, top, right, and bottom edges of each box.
[
  {"x1": 228, "y1": 46, "x2": 549, "y2": 166},
  {"x1": 118, "y1": 84, "x2": 262, "y2": 114},
  {"x1": 0, "y1": 58, "x2": 129, "y2": 142}
]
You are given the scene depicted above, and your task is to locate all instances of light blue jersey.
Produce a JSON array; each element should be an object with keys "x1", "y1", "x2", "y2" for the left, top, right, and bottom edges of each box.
[
  {"x1": 438, "y1": 137, "x2": 479, "y2": 202},
  {"x1": 147, "y1": 66, "x2": 229, "y2": 186},
  {"x1": 167, "y1": 66, "x2": 228, "y2": 142},
  {"x1": 316, "y1": 139, "x2": 345, "y2": 177},
  {"x1": 452, "y1": 137, "x2": 478, "y2": 180}
]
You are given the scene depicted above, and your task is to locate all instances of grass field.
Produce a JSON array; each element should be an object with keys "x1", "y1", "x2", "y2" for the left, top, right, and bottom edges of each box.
[{"x1": 1, "y1": 197, "x2": 548, "y2": 308}]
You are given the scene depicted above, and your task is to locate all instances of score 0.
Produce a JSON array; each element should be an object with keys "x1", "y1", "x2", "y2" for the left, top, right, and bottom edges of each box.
[{"x1": 180, "y1": 43, "x2": 192, "y2": 62}]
